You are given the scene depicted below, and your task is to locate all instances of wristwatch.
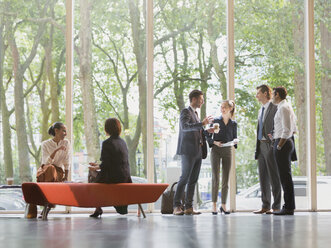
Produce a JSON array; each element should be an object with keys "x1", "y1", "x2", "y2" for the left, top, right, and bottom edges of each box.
[{"x1": 277, "y1": 145, "x2": 282, "y2": 150}]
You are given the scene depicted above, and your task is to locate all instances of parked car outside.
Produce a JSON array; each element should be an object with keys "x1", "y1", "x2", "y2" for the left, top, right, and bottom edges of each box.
[
  {"x1": 236, "y1": 176, "x2": 331, "y2": 210},
  {"x1": 0, "y1": 185, "x2": 26, "y2": 211}
]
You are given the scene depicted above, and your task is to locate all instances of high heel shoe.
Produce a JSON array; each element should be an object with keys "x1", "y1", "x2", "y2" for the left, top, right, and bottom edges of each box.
[
  {"x1": 90, "y1": 208, "x2": 103, "y2": 218},
  {"x1": 220, "y1": 206, "x2": 230, "y2": 215}
]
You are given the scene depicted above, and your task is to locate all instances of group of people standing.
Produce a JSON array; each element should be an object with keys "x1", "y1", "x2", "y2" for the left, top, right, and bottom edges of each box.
[
  {"x1": 254, "y1": 85, "x2": 297, "y2": 215},
  {"x1": 29, "y1": 84, "x2": 296, "y2": 218},
  {"x1": 173, "y1": 85, "x2": 297, "y2": 216}
]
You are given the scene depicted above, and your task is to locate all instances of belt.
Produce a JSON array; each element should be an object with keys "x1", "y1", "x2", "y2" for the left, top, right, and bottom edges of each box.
[{"x1": 259, "y1": 140, "x2": 270, "y2": 143}]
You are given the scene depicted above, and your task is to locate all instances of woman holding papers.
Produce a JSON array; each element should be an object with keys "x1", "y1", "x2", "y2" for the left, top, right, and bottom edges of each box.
[{"x1": 206, "y1": 100, "x2": 237, "y2": 215}]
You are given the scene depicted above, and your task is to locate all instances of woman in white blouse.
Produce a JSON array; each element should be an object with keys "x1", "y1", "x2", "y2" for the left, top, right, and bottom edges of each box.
[{"x1": 36, "y1": 122, "x2": 70, "y2": 182}]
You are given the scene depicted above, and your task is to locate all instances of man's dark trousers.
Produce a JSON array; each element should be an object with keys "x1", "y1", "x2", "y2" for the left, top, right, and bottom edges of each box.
[
  {"x1": 273, "y1": 138, "x2": 295, "y2": 210},
  {"x1": 173, "y1": 148, "x2": 202, "y2": 209}
]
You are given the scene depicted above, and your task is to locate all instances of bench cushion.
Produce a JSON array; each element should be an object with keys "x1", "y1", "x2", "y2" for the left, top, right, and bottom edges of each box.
[{"x1": 22, "y1": 183, "x2": 168, "y2": 208}]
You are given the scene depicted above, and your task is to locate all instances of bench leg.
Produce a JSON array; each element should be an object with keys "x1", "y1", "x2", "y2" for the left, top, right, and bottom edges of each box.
[
  {"x1": 42, "y1": 204, "x2": 51, "y2": 220},
  {"x1": 138, "y1": 204, "x2": 146, "y2": 218},
  {"x1": 25, "y1": 204, "x2": 37, "y2": 219}
]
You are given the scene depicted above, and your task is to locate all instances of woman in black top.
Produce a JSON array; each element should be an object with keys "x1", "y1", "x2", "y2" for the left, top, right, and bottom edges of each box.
[
  {"x1": 89, "y1": 118, "x2": 132, "y2": 217},
  {"x1": 206, "y1": 100, "x2": 237, "y2": 215}
]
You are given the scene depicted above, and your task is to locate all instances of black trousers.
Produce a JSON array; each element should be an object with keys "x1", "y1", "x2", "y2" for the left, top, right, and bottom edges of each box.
[{"x1": 273, "y1": 138, "x2": 295, "y2": 210}]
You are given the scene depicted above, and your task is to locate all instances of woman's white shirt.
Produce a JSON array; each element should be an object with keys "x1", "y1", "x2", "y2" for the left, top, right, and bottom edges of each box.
[{"x1": 41, "y1": 139, "x2": 71, "y2": 170}]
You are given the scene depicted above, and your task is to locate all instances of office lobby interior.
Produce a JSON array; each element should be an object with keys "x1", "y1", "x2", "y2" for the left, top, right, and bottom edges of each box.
[{"x1": 0, "y1": 0, "x2": 330, "y2": 247}]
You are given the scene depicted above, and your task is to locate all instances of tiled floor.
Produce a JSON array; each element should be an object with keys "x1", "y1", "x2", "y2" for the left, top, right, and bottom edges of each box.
[{"x1": 1, "y1": 212, "x2": 330, "y2": 248}]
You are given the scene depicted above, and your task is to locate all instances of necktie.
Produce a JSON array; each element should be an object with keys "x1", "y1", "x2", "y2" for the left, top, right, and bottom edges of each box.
[
  {"x1": 258, "y1": 107, "x2": 265, "y2": 140},
  {"x1": 195, "y1": 111, "x2": 200, "y2": 121},
  {"x1": 195, "y1": 111, "x2": 202, "y2": 144}
]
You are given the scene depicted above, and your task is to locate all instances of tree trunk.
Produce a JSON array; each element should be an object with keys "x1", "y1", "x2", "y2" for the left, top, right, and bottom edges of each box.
[
  {"x1": 6, "y1": 24, "x2": 31, "y2": 182},
  {"x1": 0, "y1": 21, "x2": 14, "y2": 180},
  {"x1": 197, "y1": 33, "x2": 213, "y2": 119},
  {"x1": 207, "y1": 0, "x2": 227, "y2": 99},
  {"x1": 38, "y1": 79, "x2": 51, "y2": 142},
  {"x1": 291, "y1": 1, "x2": 306, "y2": 176},
  {"x1": 173, "y1": 37, "x2": 185, "y2": 111},
  {"x1": 5, "y1": 1, "x2": 48, "y2": 182},
  {"x1": 0, "y1": 95, "x2": 13, "y2": 180},
  {"x1": 126, "y1": 115, "x2": 141, "y2": 176},
  {"x1": 26, "y1": 96, "x2": 41, "y2": 166},
  {"x1": 79, "y1": 0, "x2": 100, "y2": 161},
  {"x1": 128, "y1": 0, "x2": 147, "y2": 176},
  {"x1": 320, "y1": 6, "x2": 331, "y2": 175},
  {"x1": 45, "y1": 7, "x2": 60, "y2": 123},
  {"x1": 12, "y1": 67, "x2": 32, "y2": 182}
]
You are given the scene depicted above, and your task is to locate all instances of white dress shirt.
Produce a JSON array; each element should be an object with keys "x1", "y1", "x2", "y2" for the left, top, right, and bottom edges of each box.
[
  {"x1": 41, "y1": 139, "x2": 71, "y2": 170},
  {"x1": 273, "y1": 100, "x2": 297, "y2": 139}
]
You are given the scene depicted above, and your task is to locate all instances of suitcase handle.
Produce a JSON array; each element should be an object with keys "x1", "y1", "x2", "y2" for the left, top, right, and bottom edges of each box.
[{"x1": 170, "y1": 182, "x2": 178, "y2": 193}]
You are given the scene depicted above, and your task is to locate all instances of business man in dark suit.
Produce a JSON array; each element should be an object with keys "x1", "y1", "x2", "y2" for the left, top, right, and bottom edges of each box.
[
  {"x1": 173, "y1": 89, "x2": 213, "y2": 215},
  {"x1": 253, "y1": 85, "x2": 281, "y2": 214}
]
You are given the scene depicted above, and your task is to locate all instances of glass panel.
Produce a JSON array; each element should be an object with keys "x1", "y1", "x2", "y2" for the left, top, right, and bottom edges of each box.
[
  {"x1": 0, "y1": 0, "x2": 66, "y2": 212},
  {"x1": 315, "y1": 0, "x2": 331, "y2": 210},
  {"x1": 235, "y1": 0, "x2": 307, "y2": 210},
  {"x1": 154, "y1": 0, "x2": 227, "y2": 211},
  {"x1": 72, "y1": 0, "x2": 146, "y2": 212}
]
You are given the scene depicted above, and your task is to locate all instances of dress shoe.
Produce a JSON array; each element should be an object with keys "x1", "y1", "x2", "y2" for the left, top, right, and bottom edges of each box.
[
  {"x1": 265, "y1": 209, "x2": 280, "y2": 215},
  {"x1": 273, "y1": 208, "x2": 294, "y2": 215},
  {"x1": 173, "y1": 206, "x2": 184, "y2": 215},
  {"x1": 253, "y1": 208, "x2": 270, "y2": 214},
  {"x1": 184, "y1": 208, "x2": 201, "y2": 215},
  {"x1": 220, "y1": 206, "x2": 230, "y2": 215},
  {"x1": 90, "y1": 208, "x2": 103, "y2": 218}
]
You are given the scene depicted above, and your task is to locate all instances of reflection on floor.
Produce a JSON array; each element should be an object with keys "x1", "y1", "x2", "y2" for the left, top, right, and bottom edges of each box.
[{"x1": 1, "y1": 212, "x2": 330, "y2": 248}]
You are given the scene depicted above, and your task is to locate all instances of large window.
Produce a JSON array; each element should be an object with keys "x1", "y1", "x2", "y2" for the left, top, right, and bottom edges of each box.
[
  {"x1": 153, "y1": 0, "x2": 227, "y2": 210},
  {"x1": 315, "y1": 0, "x2": 331, "y2": 210},
  {"x1": 71, "y1": 0, "x2": 147, "y2": 212},
  {"x1": 0, "y1": 0, "x2": 330, "y2": 213},
  {"x1": 234, "y1": 0, "x2": 308, "y2": 210},
  {"x1": 0, "y1": 0, "x2": 66, "y2": 211}
]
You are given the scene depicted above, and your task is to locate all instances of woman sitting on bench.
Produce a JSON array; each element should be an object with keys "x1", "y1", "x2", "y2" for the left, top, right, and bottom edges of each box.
[
  {"x1": 88, "y1": 117, "x2": 132, "y2": 217},
  {"x1": 26, "y1": 122, "x2": 71, "y2": 218},
  {"x1": 37, "y1": 122, "x2": 70, "y2": 183}
]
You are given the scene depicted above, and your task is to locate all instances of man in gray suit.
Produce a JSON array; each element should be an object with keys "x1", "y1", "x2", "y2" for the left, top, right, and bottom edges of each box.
[
  {"x1": 253, "y1": 85, "x2": 281, "y2": 214},
  {"x1": 173, "y1": 89, "x2": 213, "y2": 215}
]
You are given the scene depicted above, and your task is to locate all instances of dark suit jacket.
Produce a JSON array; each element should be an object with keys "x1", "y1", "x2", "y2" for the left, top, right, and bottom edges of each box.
[
  {"x1": 176, "y1": 107, "x2": 207, "y2": 159},
  {"x1": 96, "y1": 136, "x2": 132, "y2": 184},
  {"x1": 255, "y1": 102, "x2": 278, "y2": 159}
]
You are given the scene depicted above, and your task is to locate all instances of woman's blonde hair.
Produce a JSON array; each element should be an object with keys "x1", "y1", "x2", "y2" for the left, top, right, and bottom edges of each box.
[{"x1": 222, "y1": 100, "x2": 235, "y2": 117}]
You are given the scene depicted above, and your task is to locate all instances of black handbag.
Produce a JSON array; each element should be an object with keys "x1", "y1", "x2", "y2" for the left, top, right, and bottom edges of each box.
[{"x1": 161, "y1": 182, "x2": 184, "y2": 214}]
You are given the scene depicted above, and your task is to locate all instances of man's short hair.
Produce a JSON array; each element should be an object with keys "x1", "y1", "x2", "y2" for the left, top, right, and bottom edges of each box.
[
  {"x1": 189, "y1": 89, "x2": 203, "y2": 102},
  {"x1": 273, "y1": 86, "x2": 287, "y2": 100},
  {"x1": 256, "y1": 84, "x2": 272, "y2": 100}
]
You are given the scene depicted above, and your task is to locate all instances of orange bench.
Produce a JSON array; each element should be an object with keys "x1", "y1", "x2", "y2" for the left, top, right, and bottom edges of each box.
[{"x1": 22, "y1": 182, "x2": 168, "y2": 220}]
